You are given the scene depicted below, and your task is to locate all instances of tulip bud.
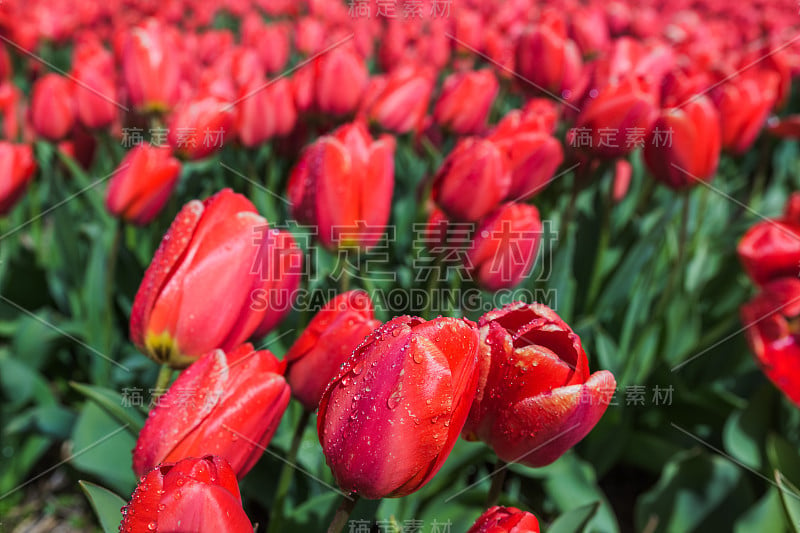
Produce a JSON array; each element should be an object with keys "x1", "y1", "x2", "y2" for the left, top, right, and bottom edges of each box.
[
  {"x1": 573, "y1": 75, "x2": 658, "y2": 158},
  {"x1": 432, "y1": 138, "x2": 511, "y2": 222},
  {"x1": 130, "y1": 189, "x2": 280, "y2": 367},
  {"x1": 0, "y1": 142, "x2": 36, "y2": 216},
  {"x1": 318, "y1": 316, "x2": 480, "y2": 499},
  {"x1": 738, "y1": 209, "x2": 800, "y2": 287},
  {"x1": 72, "y1": 40, "x2": 118, "y2": 130},
  {"x1": 251, "y1": 229, "x2": 303, "y2": 338},
  {"x1": 712, "y1": 71, "x2": 778, "y2": 155},
  {"x1": 462, "y1": 302, "x2": 616, "y2": 467},
  {"x1": 167, "y1": 95, "x2": 235, "y2": 160},
  {"x1": 288, "y1": 121, "x2": 395, "y2": 250},
  {"x1": 515, "y1": 12, "x2": 585, "y2": 102},
  {"x1": 122, "y1": 19, "x2": 182, "y2": 112},
  {"x1": 643, "y1": 96, "x2": 721, "y2": 189},
  {"x1": 132, "y1": 344, "x2": 290, "y2": 478},
  {"x1": 315, "y1": 47, "x2": 369, "y2": 116},
  {"x1": 467, "y1": 506, "x2": 541, "y2": 533},
  {"x1": 465, "y1": 203, "x2": 542, "y2": 291},
  {"x1": 120, "y1": 455, "x2": 253, "y2": 533},
  {"x1": 363, "y1": 66, "x2": 435, "y2": 134},
  {"x1": 433, "y1": 69, "x2": 499, "y2": 135},
  {"x1": 29, "y1": 74, "x2": 75, "y2": 141},
  {"x1": 105, "y1": 145, "x2": 182, "y2": 225},
  {"x1": 741, "y1": 278, "x2": 800, "y2": 407},
  {"x1": 236, "y1": 77, "x2": 297, "y2": 147},
  {"x1": 488, "y1": 117, "x2": 564, "y2": 201},
  {"x1": 286, "y1": 290, "x2": 379, "y2": 411}
]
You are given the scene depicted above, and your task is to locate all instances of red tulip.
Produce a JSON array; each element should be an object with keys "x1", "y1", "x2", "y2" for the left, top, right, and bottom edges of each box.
[
  {"x1": 432, "y1": 137, "x2": 511, "y2": 223},
  {"x1": 0, "y1": 142, "x2": 36, "y2": 216},
  {"x1": 569, "y1": 7, "x2": 610, "y2": 58},
  {"x1": 465, "y1": 203, "x2": 542, "y2": 291},
  {"x1": 462, "y1": 302, "x2": 616, "y2": 467},
  {"x1": 105, "y1": 145, "x2": 182, "y2": 225},
  {"x1": 318, "y1": 316, "x2": 480, "y2": 499},
  {"x1": 288, "y1": 121, "x2": 395, "y2": 250},
  {"x1": 285, "y1": 290, "x2": 380, "y2": 411},
  {"x1": 433, "y1": 69, "x2": 499, "y2": 135},
  {"x1": 643, "y1": 96, "x2": 721, "y2": 189},
  {"x1": 467, "y1": 506, "x2": 541, "y2": 533},
  {"x1": 236, "y1": 77, "x2": 297, "y2": 147},
  {"x1": 71, "y1": 40, "x2": 117, "y2": 130},
  {"x1": 241, "y1": 15, "x2": 291, "y2": 75},
  {"x1": 713, "y1": 71, "x2": 779, "y2": 154},
  {"x1": 130, "y1": 189, "x2": 280, "y2": 367},
  {"x1": 767, "y1": 115, "x2": 800, "y2": 139},
  {"x1": 294, "y1": 46, "x2": 367, "y2": 116},
  {"x1": 122, "y1": 19, "x2": 182, "y2": 112},
  {"x1": 573, "y1": 75, "x2": 658, "y2": 158},
  {"x1": 29, "y1": 74, "x2": 75, "y2": 141},
  {"x1": 738, "y1": 195, "x2": 800, "y2": 286},
  {"x1": 120, "y1": 455, "x2": 253, "y2": 533},
  {"x1": 363, "y1": 66, "x2": 435, "y2": 134},
  {"x1": 613, "y1": 159, "x2": 632, "y2": 203},
  {"x1": 132, "y1": 344, "x2": 290, "y2": 478},
  {"x1": 741, "y1": 278, "x2": 800, "y2": 407},
  {"x1": 167, "y1": 95, "x2": 235, "y2": 160},
  {"x1": 250, "y1": 229, "x2": 303, "y2": 338},
  {"x1": 488, "y1": 118, "x2": 564, "y2": 201},
  {"x1": 515, "y1": 12, "x2": 585, "y2": 102}
]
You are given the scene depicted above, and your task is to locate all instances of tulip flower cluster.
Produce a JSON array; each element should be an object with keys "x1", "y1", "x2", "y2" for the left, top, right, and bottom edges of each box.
[
  {"x1": 5, "y1": 0, "x2": 800, "y2": 530},
  {"x1": 738, "y1": 194, "x2": 800, "y2": 407}
]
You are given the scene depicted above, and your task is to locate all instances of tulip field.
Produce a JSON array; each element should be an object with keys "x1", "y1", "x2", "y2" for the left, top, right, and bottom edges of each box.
[{"x1": 4, "y1": 0, "x2": 800, "y2": 531}]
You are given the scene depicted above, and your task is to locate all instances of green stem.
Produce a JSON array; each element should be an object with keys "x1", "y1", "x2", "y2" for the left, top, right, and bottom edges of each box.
[
  {"x1": 339, "y1": 268, "x2": 351, "y2": 292},
  {"x1": 653, "y1": 192, "x2": 691, "y2": 319},
  {"x1": 327, "y1": 494, "x2": 360, "y2": 533},
  {"x1": 486, "y1": 459, "x2": 508, "y2": 507},
  {"x1": 423, "y1": 256, "x2": 442, "y2": 320},
  {"x1": 152, "y1": 364, "x2": 174, "y2": 402},
  {"x1": 585, "y1": 172, "x2": 614, "y2": 309},
  {"x1": 267, "y1": 409, "x2": 312, "y2": 533}
]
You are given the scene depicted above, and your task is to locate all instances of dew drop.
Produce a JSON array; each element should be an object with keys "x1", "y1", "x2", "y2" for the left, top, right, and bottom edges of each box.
[
  {"x1": 147, "y1": 521, "x2": 157, "y2": 531},
  {"x1": 352, "y1": 362, "x2": 364, "y2": 375}
]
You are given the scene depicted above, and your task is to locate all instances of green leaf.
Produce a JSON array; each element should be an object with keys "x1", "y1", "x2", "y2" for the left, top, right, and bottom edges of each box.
[
  {"x1": 768, "y1": 434, "x2": 800, "y2": 488},
  {"x1": 0, "y1": 352, "x2": 55, "y2": 407},
  {"x1": 547, "y1": 501, "x2": 600, "y2": 533},
  {"x1": 5, "y1": 405, "x2": 76, "y2": 439},
  {"x1": 70, "y1": 402, "x2": 137, "y2": 496},
  {"x1": 776, "y1": 471, "x2": 800, "y2": 532},
  {"x1": 70, "y1": 382, "x2": 145, "y2": 434},
  {"x1": 722, "y1": 385, "x2": 772, "y2": 470},
  {"x1": 734, "y1": 488, "x2": 788, "y2": 533},
  {"x1": 79, "y1": 481, "x2": 127, "y2": 533},
  {"x1": 635, "y1": 450, "x2": 753, "y2": 532}
]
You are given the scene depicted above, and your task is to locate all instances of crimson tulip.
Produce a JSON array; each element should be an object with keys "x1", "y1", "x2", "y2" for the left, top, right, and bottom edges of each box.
[
  {"x1": 467, "y1": 506, "x2": 541, "y2": 533},
  {"x1": 235, "y1": 77, "x2": 296, "y2": 147},
  {"x1": 130, "y1": 189, "x2": 286, "y2": 367},
  {"x1": 713, "y1": 71, "x2": 778, "y2": 155},
  {"x1": 318, "y1": 316, "x2": 480, "y2": 499},
  {"x1": 432, "y1": 137, "x2": 511, "y2": 223},
  {"x1": 105, "y1": 144, "x2": 182, "y2": 226},
  {"x1": 738, "y1": 194, "x2": 800, "y2": 286},
  {"x1": 132, "y1": 343, "x2": 290, "y2": 478},
  {"x1": 488, "y1": 118, "x2": 563, "y2": 202},
  {"x1": 250, "y1": 228, "x2": 303, "y2": 339},
  {"x1": 0, "y1": 142, "x2": 36, "y2": 216},
  {"x1": 643, "y1": 96, "x2": 721, "y2": 189},
  {"x1": 29, "y1": 73, "x2": 75, "y2": 141},
  {"x1": 465, "y1": 203, "x2": 542, "y2": 291},
  {"x1": 120, "y1": 455, "x2": 253, "y2": 533},
  {"x1": 288, "y1": 121, "x2": 395, "y2": 250},
  {"x1": 741, "y1": 278, "x2": 800, "y2": 407},
  {"x1": 433, "y1": 69, "x2": 499, "y2": 135},
  {"x1": 363, "y1": 66, "x2": 435, "y2": 134},
  {"x1": 122, "y1": 19, "x2": 182, "y2": 112},
  {"x1": 573, "y1": 75, "x2": 658, "y2": 158},
  {"x1": 71, "y1": 40, "x2": 117, "y2": 130},
  {"x1": 515, "y1": 11, "x2": 585, "y2": 102},
  {"x1": 167, "y1": 95, "x2": 235, "y2": 160},
  {"x1": 462, "y1": 302, "x2": 616, "y2": 467},
  {"x1": 285, "y1": 290, "x2": 380, "y2": 411}
]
